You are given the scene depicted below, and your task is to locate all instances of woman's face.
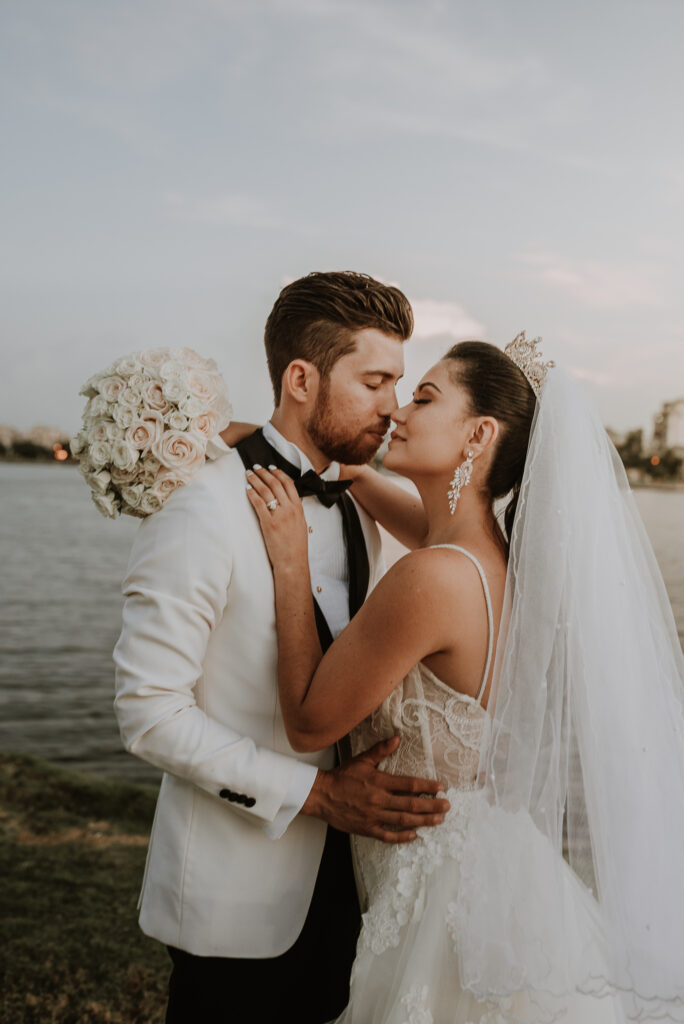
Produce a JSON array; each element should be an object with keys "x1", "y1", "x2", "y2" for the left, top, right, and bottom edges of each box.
[{"x1": 383, "y1": 360, "x2": 477, "y2": 479}]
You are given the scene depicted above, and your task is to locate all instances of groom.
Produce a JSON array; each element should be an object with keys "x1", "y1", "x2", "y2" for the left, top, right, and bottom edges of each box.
[{"x1": 113, "y1": 271, "x2": 449, "y2": 1023}]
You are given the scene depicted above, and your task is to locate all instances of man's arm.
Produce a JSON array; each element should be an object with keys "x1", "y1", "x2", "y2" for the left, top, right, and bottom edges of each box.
[{"x1": 113, "y1": 466, "x2": 303, "y2": 825}]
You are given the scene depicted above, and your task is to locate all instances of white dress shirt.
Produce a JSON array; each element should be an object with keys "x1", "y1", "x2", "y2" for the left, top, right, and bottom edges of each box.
[{"x1": 260, "y1": 422, "x2": 353, "y2": 838}]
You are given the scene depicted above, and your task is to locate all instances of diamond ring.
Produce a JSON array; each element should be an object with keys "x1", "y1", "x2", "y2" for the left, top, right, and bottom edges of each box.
[{"x1": 266, "y1": 499, "x2": 278, "y2": 512}]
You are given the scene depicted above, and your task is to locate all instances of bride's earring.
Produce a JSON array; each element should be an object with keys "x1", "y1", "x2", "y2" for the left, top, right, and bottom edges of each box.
[{"x1": 448, "y1": 450, "x2": 474, "y2": 515}]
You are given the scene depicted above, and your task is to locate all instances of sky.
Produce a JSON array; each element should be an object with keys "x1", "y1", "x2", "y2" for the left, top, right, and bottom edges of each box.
[{"x1": 2, "y1": 0, "x2": 684, "y2": 437}]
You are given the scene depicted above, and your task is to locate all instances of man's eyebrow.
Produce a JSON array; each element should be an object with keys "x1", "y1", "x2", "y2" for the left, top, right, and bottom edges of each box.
[{"x1": 415, "y1": 381, "x2": 442, "y2": 393}]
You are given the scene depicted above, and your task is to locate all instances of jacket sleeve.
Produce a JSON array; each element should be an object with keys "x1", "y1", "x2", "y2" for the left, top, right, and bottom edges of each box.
[{"x1": 112, "y1": 464, "x2": 312, "y2": 826}]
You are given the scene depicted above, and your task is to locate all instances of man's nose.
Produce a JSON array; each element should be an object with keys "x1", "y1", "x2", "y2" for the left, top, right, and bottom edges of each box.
[
  {"x1": 391, "y1": 402, "x2": 409, "y2": 425},
  {"x1": 379, "y1": 387, "x2": 399, "y2": 417}
]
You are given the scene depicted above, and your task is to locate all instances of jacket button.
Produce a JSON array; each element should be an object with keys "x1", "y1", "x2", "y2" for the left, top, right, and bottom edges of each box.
[
  {"x1": 219, "y1": 789, "x2": 233, "y2": 800},
  {"x1": 245, "y1": 797, "x2": 256, "y2": 808}
]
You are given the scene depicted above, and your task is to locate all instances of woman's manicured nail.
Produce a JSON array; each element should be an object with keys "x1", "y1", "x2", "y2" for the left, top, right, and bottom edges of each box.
[
  {"x1": 246, "y1": 483, "x2": 252, "y2": 490},
  {"x1": 252, "y1": 463, "x2": 262, "y2": 470},
  {"x1": 245, "y1": 468, "x2": 254, "y2": 476},
  {"x1": 268, "y1": 464, "x2": 277, "y2": 470}
]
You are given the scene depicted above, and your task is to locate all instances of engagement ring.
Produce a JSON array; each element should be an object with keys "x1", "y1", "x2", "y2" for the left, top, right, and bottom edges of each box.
[{"x1": 266, "y1": 499, "x2": 278, "y2": 512}]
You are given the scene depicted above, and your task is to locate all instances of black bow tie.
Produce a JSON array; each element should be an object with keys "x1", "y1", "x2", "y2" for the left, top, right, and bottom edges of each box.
[{"x1": 295, "y1": 469, "x2": 353, "y2": 508}]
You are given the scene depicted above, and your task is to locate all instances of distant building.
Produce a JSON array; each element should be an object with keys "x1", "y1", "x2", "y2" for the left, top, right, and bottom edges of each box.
[
  {"x1": 653, "y1": 399, "x2": 684, "y2": 457},
  {"x1": 0, "y1": 425, "x2": 19, "y2": 449}
]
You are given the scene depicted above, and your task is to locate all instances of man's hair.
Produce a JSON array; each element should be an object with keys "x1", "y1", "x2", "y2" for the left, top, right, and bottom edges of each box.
[{"x1": 264, "y1": 271, "x2": 414, "y2": 404}]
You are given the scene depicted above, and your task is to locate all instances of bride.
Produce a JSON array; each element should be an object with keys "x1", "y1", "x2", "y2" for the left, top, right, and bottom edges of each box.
[{"x1": 242, "y1": 336, "x2": 684, "y2": 1023}]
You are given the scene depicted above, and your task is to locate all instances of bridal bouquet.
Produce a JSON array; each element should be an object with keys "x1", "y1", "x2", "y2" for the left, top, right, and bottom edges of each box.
[{"x1": 71, "y1": 347, "x2": 232, "y2": 519}]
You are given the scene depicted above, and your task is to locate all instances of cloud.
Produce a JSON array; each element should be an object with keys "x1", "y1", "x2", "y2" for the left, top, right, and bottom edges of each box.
[
  {"x1": 163, "y1": 190, "x2": 285, "y2": 230},
  {"x1": 518, "y1": 252, "x2": 664, "y2": 310},
  {"x1": 411, "y1": 299, "x2": 485, "y2": 341}
]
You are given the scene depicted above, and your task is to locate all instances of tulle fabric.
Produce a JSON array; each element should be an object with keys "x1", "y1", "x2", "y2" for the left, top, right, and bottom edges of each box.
[{"x1": 450, "y1": 369, "x2": 684, "y2": 1021}]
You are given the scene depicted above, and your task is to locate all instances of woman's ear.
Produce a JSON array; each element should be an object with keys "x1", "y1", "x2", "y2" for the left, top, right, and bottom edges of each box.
[
  {"x1": 468, "y1": 417, "x2": 499, "y2": 457},
  {"x1": 281, "y1": 360, "x2": 319, "y2": 405}
]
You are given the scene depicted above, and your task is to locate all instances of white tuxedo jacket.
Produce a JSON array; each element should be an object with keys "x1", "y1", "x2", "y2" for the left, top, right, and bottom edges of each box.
[{"x1": 113, "y1": 446, "x2": 384, "y2": 957}]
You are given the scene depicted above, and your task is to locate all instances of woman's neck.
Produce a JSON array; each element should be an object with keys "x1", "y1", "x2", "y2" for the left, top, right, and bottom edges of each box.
[{"x1": 411, "y1": 473, "x2": 504, "y2": 552}]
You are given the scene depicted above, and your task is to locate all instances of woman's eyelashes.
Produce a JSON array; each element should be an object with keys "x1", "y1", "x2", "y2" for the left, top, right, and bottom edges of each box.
[{"x1": 412, "y1": 397, "x2": 431, "y2": 405}]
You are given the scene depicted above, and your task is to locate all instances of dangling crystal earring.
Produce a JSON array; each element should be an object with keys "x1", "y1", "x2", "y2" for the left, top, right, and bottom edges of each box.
[{"x1": 448, "y1": 450, "x2": 474, "y2": 515}]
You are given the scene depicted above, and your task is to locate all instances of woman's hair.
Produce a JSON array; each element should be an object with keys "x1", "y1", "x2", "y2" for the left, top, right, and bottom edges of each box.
[
  {"x1": 444, "y1": 341, "x2": 537, "y2": 543},
  {"x1": 264, "y1": 271, "x2": 414, "y2": 404}
]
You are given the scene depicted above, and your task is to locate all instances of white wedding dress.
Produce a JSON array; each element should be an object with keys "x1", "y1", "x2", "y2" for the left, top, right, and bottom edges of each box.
[{"x1": 340, "y1": 545, "x2": 624, "y2": 1024}]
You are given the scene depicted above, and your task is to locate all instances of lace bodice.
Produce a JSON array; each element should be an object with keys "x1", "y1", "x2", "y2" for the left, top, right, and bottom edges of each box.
[
  {"x1": 350, "y1": 660, "x2": 489, "y2": 791},
  {"x1": 349, "y1": 545, "x2": 492, "y2": 791}
]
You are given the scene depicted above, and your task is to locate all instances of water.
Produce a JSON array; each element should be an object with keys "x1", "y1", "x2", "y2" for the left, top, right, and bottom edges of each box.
[{"x1": 1, "y1": 464, "x2": 683, "y2": 784}]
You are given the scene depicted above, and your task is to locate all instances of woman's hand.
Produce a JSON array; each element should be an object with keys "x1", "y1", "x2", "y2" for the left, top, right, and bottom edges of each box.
[{"x1": 245, "y1": 466, "x2": 309, "y2": 570}]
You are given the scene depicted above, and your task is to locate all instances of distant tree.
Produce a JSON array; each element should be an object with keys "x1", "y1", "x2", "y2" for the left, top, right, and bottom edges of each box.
[
  {"x1": 646, "y1": 449, "x2": 683, "y2": 481},
  {"x1": 615, "y1": 429, "x2": 645, "y2": 470},
  {"x1": 11, "y1": 439, "x2": 52, "y2": 461}
]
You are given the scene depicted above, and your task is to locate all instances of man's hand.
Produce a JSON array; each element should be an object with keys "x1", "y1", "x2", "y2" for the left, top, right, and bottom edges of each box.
[{"x1": 301, "y1": 737, "x2": 450, "y2": 843}]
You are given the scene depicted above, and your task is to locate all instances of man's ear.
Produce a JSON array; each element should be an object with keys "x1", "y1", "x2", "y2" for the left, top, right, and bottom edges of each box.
[{"x1": 281, "y1": 360, "x2": 319, "y2": 405}]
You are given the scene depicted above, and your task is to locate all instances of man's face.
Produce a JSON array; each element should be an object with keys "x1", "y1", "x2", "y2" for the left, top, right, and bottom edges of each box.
[{"x1": 307, "y1": 328, "x2": 405, "y2": 464}]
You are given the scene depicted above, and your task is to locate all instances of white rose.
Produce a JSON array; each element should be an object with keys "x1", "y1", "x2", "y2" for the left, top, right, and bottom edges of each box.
[
  {"x1": 166, "y1": 410, "x2": 189, "y2": 430},
  {"x1": 111, "y1": 439, "x2": 139, "y2": 472},
  {"x1": 70, "y1": 431, "x2": 88, "y2": 456},
  {"x1": 161, "y1": 379, "x2": 188, "y2": 404},
  {"x1": 92, "y1": 490, "x2": 120, "y2": 519},
  {"x1": 120, "y1": 482, "x2": 146, "y2": 508},
  {"x1": 114, "y1": 356, "x2": 141, "y2": 376},
  {"x1": 151, "y1": 472, "x2": 186, "y2": 502},
  {"x1": 110, "y1": 464, "x2": 141, "y2": 485},
  {"x1": 159, "y1": 359, "x2": 186, "y2": 382},
  {"x1": 121, "y1": 386, "x2": 143, "y2": 407},
  {"x1": 179, "y1": 395, "x2": 204, "y2": 418},
  {"x1": 141, "y1": 380, "x2": 170, "y2": 412},
  {"x1": 152, "y1": 430, "x2": 206, "y2": 477},
  {"x1": 88, "y1": 470, "x2": 112, "y2": 494},
  {"x1": 106, "y1": 421, "x2": 125, "y2": 441},
  {"x1": 87, "y1": 420, "x2": 110, "y2": 444},
  {"x1": 139, "y1": 490, "x2": 163, "y2": 516},
  {"x1": 98, "y1": 375, "x2": 126, "y2": 403},
  {"x1": 89, "y1": 440, "x2": 112, "y2": 469},
  {"x1": 139, "y1": 348, "x2": 170, "y2": 369},
  {"x1": 189, "y1": 410, "x2": 219, "y2": 439},
  {"x1": 171, "y1": 347, "x2": 211, "y2": 370},
  {"x1": 87, "y1": 395, "x2": 110, "y2": 419},
  {"x1": 126, "y1": 412, "x2": 164, "y2": 452},
  {"x1": 113, "y1": 403, "x2": 137, "y2": 430},
  {"x1": 186, "y1": 369, "x2": 218, "y2": 403}
]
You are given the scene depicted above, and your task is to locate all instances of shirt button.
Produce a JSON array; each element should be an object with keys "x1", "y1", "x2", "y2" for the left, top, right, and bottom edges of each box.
[
  {"x1": 308, "y1": 526, "x2": 314, "y2": 534},
  {"x1": 316, "y1": 585, "x2": 322, "y2": 593}
]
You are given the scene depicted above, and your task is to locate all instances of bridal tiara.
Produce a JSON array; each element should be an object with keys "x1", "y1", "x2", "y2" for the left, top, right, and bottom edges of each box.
[{"x1": 504, "y1": 331, "x2": 555, "y2": 399}]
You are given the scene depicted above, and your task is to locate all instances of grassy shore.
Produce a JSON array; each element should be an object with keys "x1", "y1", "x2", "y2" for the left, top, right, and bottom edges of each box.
[{"x1": 0, "y1": 752, "x2": 169, "y2": 1023}]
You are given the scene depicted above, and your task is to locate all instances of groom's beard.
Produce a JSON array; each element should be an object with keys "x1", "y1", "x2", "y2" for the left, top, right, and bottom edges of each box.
[{"x1": 306, "y1": 380, "x2": 390, "y2": 465}]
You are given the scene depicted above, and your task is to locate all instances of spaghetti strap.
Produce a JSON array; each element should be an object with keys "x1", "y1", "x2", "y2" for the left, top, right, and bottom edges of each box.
[{"x1": 427, "y1": 544, "x2": 494, "y2": 704}]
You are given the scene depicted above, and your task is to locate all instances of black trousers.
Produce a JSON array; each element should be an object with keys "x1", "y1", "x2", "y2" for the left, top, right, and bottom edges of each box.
[{"x1": 165, "y1": 826, "x2": 361, "y2": 1024}]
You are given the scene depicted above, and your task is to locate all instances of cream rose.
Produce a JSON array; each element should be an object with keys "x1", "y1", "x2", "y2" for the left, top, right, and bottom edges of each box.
[
  {"x1": 114, "y1": 356, "x2": 140, "y2": 376},
  {"x1": 172, "y1": 347, "x2": 212, "y2": 369},
  {"x1": 139, "y1": 490, "x2": 163, "y2": 516},
  {"x1": 92, "y1": 490, "x2": 120, "y2": 518},
  {"x1": 120, "y1": 482, "x2": 146, "y2": 508},
  {"x1": 87, "y1": 395, "x2": 110, "y2": 419},
  {"x1": 178, "y1": 395, "x2": 204, "y2": 419},
  {"x1": 151, "y1": 472, "x2": 186, "y2": 502},
  {"x1": 186, "y1": 369, "x2": 217, "y2": 402},
  {"x1": 87, "y1": 420, "x2": 110, "y2": 444},
  {"x1": 110, "y1": 464, "x2": 141, "y2": 485},
  {"x1": 161, "y1": 378, "x2": 188, "y2": 404},
  {"x1": 98, "y1": 375, "x2": 126, "y2": 403},
  {"x1": 88, "y1": 470, "x2": 112, "y2": 494},
  {"x1": 113, "y1": 403, "x2": 137, "y2": 430},
  {"x1": 126, "y1": 412, "x2": 164, "y2": 452},
  {"x1": 152, "y1": 430, "x2": 206, "y2": 476},
  {"x1": 111, "y1": 439, "x2": 140, "y2": 472},
  {"x1": 166, "y1": 409, "x2": 189, "y2": 430},
  {"x1": 141, "y1": 380, "x2": 170, "y2": 412},
  {"x1": 70, "y1": 431, "x2": 88, "y2": 456},
  {"x1": 139, "y1": 348, "x2": 169, "y2": 369},
  {"x1": 89, "y1": 440, "x2": 112, "y2": 469},
  {"x1": 190, "y1": 410, "x2": 219, "y2": 439}
]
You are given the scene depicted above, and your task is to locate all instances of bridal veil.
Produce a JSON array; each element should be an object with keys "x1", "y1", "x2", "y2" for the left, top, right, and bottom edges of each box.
[{"x1": 451, "y1": 368, "x2": 684, "y2": 1021}]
